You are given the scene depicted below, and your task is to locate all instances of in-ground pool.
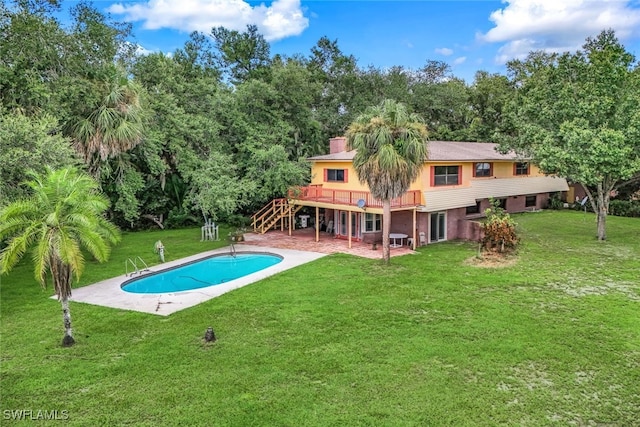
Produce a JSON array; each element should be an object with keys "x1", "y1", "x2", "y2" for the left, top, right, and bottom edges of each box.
[{"x1": 121, "y1": 252, "x2": 282, "y2": 294}]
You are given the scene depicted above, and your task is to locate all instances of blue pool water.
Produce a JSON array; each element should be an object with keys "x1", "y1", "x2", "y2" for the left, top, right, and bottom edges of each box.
[{"x1": 121, "y1": 253, "x2": 282, "y2": 294}]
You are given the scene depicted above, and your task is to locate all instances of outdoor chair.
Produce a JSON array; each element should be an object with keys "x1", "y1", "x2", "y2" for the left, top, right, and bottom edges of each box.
[{"x1": 326, "y1": 220, "x2": 334, "y2": 234}]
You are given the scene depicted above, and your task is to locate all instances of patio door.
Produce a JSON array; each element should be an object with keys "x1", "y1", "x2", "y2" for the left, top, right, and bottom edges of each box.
[
  {"x1": 351, "y1": 212, "x2": 360, "y2": 238},
  {"x1": 338, "y1": 211, "x2": 360, "y2": 238},
  {"x1": 339, "y1": 211, "x2": 347, "y2": 236},
  {"x1": 430, "y1": 212, "x2": 446, "y2": 243}
]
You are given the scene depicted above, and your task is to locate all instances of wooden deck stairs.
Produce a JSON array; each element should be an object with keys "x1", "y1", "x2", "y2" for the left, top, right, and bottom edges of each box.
[{"x1": 251, "y1": 198, "x2": 302, "y2": 234}]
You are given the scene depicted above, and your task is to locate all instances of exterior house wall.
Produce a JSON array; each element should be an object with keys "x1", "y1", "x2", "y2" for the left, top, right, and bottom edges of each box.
[
  {"x1": 361, "y1": 231, "x2": 382, "y2": 244},
  {"x1": 446, "y1": 208, "x2": 468, "y2": 240},
  {"x1": 389, "y1": 210, "x2": 414, "y2": 236},
  {"x1": 311, "y1": 162, "x2": 424, "y2": 193},
  {"x1": 506, "y1": 196, "x2": 526, "y2": 212},
  {"x1": 310, "y1": 161, "x2": 368, "y2": 191},
  {"x1": 458, "y1": 218, "x2": 484, "y2": 242},
  {"x1": 297, "y1": 141, "x2": 569, "y2": 247},
  {"x1": 492, "y1": 162, "x2": 513, "y2": 178},
  {"x1": 420, "y1": 161, "x2": 546, "y2": 192}
]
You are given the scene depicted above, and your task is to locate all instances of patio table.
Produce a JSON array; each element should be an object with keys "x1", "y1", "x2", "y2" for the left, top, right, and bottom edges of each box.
[{"x1": 389, "y1": 233, "x2": 408, "y2": 248}]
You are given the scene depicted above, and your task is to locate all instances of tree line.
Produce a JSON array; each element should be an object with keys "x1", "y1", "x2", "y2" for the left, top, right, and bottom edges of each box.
[
  {"x1": 2, "y1": 1, "x2": 638, "y2": 235},
  {"x1": 0, "y1": 1, "x2": 514, "y2": 229}
]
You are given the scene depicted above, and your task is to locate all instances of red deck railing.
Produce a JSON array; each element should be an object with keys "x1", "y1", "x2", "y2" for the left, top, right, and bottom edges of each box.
[{"x1": 288, "y1": 185, "x2": 421, "y2": 209}]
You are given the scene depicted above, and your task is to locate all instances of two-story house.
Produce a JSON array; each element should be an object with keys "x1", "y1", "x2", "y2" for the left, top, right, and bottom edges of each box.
[{"x1": 252, "y1": 137, "x2": 569, "y2": 249}]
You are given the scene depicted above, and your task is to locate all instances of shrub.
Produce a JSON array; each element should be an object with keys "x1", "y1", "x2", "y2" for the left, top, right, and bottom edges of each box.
[
  {"x1": 480, "y1": 199, "x2": 520, "y2": 253},
  {"x1": 547, "y1": 192, "x2": 564, "y2": 210},
  {"x1": 226, "y1": 213, "x2": 251, "y2": 228},
  {"x1": 609, "y1": 199, "x2": 640, "y2": 218}
]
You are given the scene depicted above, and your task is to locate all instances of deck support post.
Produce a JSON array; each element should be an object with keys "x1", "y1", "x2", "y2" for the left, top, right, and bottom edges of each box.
[
  {"x1": 412, "y1": 208, "x2": 417, "y2": 250},
  {"x1": 315, "y1": 206, "x2": 320, "y2": 242}
]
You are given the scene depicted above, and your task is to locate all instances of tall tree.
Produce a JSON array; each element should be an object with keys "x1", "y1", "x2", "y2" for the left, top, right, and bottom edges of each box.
[
  {"x1": 308, "y1": 36, "x2": 360, "y2": 138},
  {"x1": 0, "y1": 110, "x2": 76, "y2": 203},
  {"x1": 468, "y1": 71, "x2": 513, "y2": 142},
  {"x1": 67, "y1": 1, "x2": 135, "y2": 70},
  {"x1": 210, "y1": 24, "x2": 271, "y2": 84},
  {"x1": 269, "y1": 56, "x2": 324, "y2": 158},
  {"x1": 501, "y1": 30, "x2": 640, "y2": 240},
  {"x1": 0, "y1": 167, "x2": 121, "y2": 346},
  {"x1": 412, "y1": 75, "x2": 471, "y2": 141},
  {"x1": 132, "y1": 49, "x2": 222, "y2": 227},
  {"x1": 0, "y1": 0, "x2": 67, "y2": 114},
  {"x1": 63, "y1": 64, "x2": 144, "y2": 178},
  {"x1": 346, "y1": 99, "x2": 428, "y2": 264}
]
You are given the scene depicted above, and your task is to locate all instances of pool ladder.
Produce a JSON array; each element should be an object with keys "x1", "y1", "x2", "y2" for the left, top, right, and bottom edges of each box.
[
  {"x1": 125, "y1": 257, "x2": 150, "y2": 277},
  {"x1": 229, "y1": 242, "x2": 236, "y2": 258}
]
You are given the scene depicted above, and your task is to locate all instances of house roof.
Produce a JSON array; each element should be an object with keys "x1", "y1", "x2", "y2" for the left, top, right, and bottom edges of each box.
[
  {"x1": 307, "y1": 141, "x2": 526, "y2": 162},
  {"x1": 420, "y1": 176, "x2": 569, "y2": 212}
]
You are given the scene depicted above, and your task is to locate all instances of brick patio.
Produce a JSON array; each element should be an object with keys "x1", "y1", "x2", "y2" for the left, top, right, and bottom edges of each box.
[{"x1": 238, "y1": 227, "x2": 415, "y2": 259}]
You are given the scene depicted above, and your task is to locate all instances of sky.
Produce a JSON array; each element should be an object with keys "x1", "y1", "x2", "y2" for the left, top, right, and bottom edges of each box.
[{"x1": 85, "y1": 0, "x2": 640, "y2": 82}]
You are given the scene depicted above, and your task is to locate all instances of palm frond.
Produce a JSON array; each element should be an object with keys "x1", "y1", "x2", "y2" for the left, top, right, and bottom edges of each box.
[
  {"x1": 346, "y1": 99, "x2": 429, "y2": 201},
  {"x1": 0, "y1": 166, "x2": 120, "y2": 289}
]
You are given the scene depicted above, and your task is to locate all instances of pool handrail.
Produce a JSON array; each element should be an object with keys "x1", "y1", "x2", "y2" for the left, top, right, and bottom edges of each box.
[{"x1": 125, "y1": 257, "x2": 151, "y2": 277}]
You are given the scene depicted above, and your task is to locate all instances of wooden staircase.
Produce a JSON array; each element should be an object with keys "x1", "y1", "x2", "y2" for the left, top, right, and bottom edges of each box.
[{"x1": 251, "y1": 198, "x2": 302, "y2": 234}]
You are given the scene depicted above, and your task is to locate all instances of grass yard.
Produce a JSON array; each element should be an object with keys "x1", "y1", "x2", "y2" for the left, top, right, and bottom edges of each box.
[{"x1": 1, "y1": 211, "x2": 639, "y2": 426}]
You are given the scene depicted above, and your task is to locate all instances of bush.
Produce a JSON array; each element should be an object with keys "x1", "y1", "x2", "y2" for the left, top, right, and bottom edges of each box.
[
  {"x1": 481, "y1": 199, "x2": 520, "y2": 254},
  {"x1": 547, "y1": 192, "x2": 564, "y2": 210},
  {"x1": 609, "y1": 199, "x2": 640, "y2": 218},
  {"x1": 226, "y1": 213, "x2": 251, "y2": 228},
  {"x1": 165, "y1": 208, "x2": 199, "y2": 228}
]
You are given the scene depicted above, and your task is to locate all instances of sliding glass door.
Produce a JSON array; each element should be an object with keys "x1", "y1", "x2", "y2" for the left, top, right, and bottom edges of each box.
[{"x1": 429, "y1": 212, "x2": 446, "y2": 242}]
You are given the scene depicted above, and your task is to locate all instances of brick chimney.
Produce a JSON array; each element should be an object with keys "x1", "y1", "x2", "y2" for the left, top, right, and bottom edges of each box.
[{"x1": 329, "y1": 136, "x2": 347, "y2": 154}]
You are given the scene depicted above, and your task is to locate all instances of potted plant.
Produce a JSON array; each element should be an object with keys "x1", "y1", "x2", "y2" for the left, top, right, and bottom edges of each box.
[
  {"x1": 229, "y1": 228, "x2": 246, "y2": 242},
  {"x1": 226, "y1": 214, "x2": 251, "y2": 242}
]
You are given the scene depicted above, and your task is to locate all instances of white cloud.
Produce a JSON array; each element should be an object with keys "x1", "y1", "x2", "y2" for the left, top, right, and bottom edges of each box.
[
  {"x1": 108, "y1": 0, "x2": 309, "y2": 42},
  {"x1": 479, "y1": 0, "x2": 640, "y2": 63},
  {"x1": 453, "y1": 56, "x2": 466, "y2": 65},
  {"x1": 135, "y1": 44, "x2": 155, "y2": 56},
  {"x1": 435, "y1": 47, "x2": 453, "y2": 56}
]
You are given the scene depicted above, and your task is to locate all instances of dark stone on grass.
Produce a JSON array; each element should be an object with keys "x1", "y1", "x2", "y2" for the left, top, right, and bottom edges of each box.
[
  {"x1": 204, "y1": 327, "x2": 216, "y2": 343},
  {"x1": 61, "y1": 335, "x2": 75, "y2": 347}
]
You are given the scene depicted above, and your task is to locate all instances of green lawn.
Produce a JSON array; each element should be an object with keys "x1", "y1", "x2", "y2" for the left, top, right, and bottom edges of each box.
[{"x1": 1, "y1": 211, "x2": 639, "y2": 426}]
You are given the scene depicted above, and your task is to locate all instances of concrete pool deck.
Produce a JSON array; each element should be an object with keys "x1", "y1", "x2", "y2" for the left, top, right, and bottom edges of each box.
[{"x1": 65, "y1": 245, "x2": 326, "y2": 316}]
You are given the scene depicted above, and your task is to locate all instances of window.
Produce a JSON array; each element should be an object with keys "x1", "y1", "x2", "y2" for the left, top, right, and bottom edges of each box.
[
  {"x1": 514, "y1": 162, "x2": 529, "y2": 176},
  {"x1": 525, "y1": 195, "x2": 537, "y2": 207},
  {"x1": 466, "y1": 201, "x2": 481, "y2": 215},
  {"x1": 432, "y1": 166, "x2": 460, "y2": 186},
  {"x1": 474, "y1": 162, "x2": 492, "y2": 177},
  {"x1": 325, "y1": 169, "x2": 347, "y2": 182},
  {"x1": 364, "y1": 213, "x2": 382, "y2": 232},
  {"x1": 497, "y1": 198, "x2": 507, "y2": 210}
]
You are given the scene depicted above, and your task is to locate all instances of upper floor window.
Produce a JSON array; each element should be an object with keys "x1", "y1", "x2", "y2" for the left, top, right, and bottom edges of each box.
[
  {"x1": 432, "y1": 166, "x2": 460, "y2": 186},
  {"x1": 364, "y1": 213, "x2": 382, "y2": 232},
  {"x1": 474, "y1": 162, "x2": 492, "y2": 177},
  {"x1": 514, "y1": 162, "x2": 529, "y2": 176},
  {"x1": 325, "y1": 168, "x2": 347, "y2": 182}
]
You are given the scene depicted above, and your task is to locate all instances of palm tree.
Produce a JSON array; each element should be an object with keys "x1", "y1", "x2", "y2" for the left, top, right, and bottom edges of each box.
[
  {"x1": 346, "y1": 99, "x2": 428, "y2": 264},
  {"x1": 0, "y1": 167, "x2": 121, "y2": 346},
  {"x1": 65, "y1": 65, "x2": 144, "y2": 178}
]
